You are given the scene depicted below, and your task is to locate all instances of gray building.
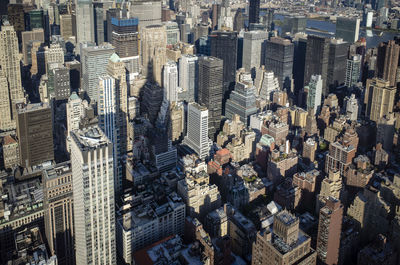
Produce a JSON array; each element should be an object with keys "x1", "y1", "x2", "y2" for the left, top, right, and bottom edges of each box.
[
  {"x1": 281, "y1": 16, "x2": 307, "y2": 35},
  {"x1": 198, "y1": 56, "x2": 224, "y2": 140},
  {"x1": 264, "y1": 37, "x2": 294, "y2": 91},
  {"x1": 165, "y1": 21, "x2": 180, "y2": 45},
  {"x1": 179, "y1": 54, "x2": 198, "y2": 102},
  {"x1": 327, "y1": 38, "x2": 349, "y2": 92},
  {"x1": 129, "y1": 0, "x2": 162, "y2": 28},
  {"x1": 225, "y1": 81, "x2": 257, "y2": 125},
  {"x1": 336, "y1": 17, "x2": 360, "y2": 43},
  {"x1": 47, "y1": 63, "x2": 70, "y2": 100},
  {"x1": 141, "y1": 81, "x2": 164, "y2": 123},
  {"x1": 345, "y1": 54, "x2": 362, "y2": 87},
  {"x1": 81, "y1": 43, "x2": 114, "y2": 103},
  {"x1": 242, "y1": 31, "x2": 267, "y2": 75},
  {"x1": 75, "y1": 1, "x2": 95, "y2": 48}
]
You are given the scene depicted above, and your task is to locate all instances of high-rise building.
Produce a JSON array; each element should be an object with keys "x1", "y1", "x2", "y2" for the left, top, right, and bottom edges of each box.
[
  {"x1": 376, "y1": 40, "x2": 400, "y2": 87},
  {"x1": 304, "y1": 35, "x2": 330, "y2": 97},
  {"x1": 293, "y1": 33, "x2": 307, "y2": 104},
  {"x1": 0, "y1": 22, "x2": 25, "y2": 130},
  {"x1": 16, "y1": 103, "x2": 54, "y2": 168},
  {"x1": 75, "y1": 1, "x2": 95, "y2": 47},
  {"x1": 233, "y1": 10, "x2": 244, "y2": 32},
  {"x1": 316, "y1": 197, "x2": 343, "y2": 265},
  {"x1": 335, "y1": 17, "x2": 360, "y2": 43},
  {"x1": 179, "y1": 54, "x2": 198, "y2": 102},
  {"x1": 0, "y1": 72, "x2": 14, "y2": 132},
  {"x1": 129, "y1": 0, "x2": 162, "y2": 28},
  {"x1": 70, "y1": 126, "x2": 116, "y2": 265},
  {"x1": 225, "y1": 81, "x2": 258, "y2": 125},
  {"x1": 249, "y1": 0, "x2": 260, "y2": 24},
  {"x1": 111, "y1": 16, "x2": 140, "y2": 58},
  {"x1": 66, "y1": 92, "x2": 84, "y2": 146},
  {"x1": 45, "y1": 43, "x2": 65, "y2": 72},
  {"x1": 344, "y1": 94, "x2": 359, "y2": 121},
  {"x1": 209, "y1": 31, "x2": 238, "y2": 91},
  {"x1": 327, "y1": 38, "x2": 349, "y2": 92},
  {"x1": 43, "y1": 162, "x2": 75, "y2": 265},
  {"x1": 22, "y1": 29, "x2": 45, "y2": 66},
  {"x1": 282, "y1": 16, "x2": 307, "y2": 35},
  {"x1": 141, "y1": 25, "x2": 167, "y2": 85},
  {"x1": 242, "y1": 31, "x2": 267, "y2": 74},
  {"x1": 47, "y1": 63, "x2": 71, "y2": 101},
  {"x1": 345, "y1": 54, "x2": 361, "y2": 87},
  {"x1": 305, "y1": 75, "x2": 323, "y2": 114},
  {"x1": 107, "y1": 53, "x2": 129, "y2": 155},
  {"x1": 60, "y1": 14, "x2": 74, "y2": 40},
  {"x1": 142, "y1": 82, "x2": 164, "y2": 123},
  {"x1": 165, "y1": 21, "x2": 180, "y2": 45},
  {"x1": 93, "y1": 2, "x2": 104, "y2": 45},
  {"x1": 81, "y1": 43, "x2": 115, "y2": 103},
  {"x1": 364, "y1": 78, "x2": 396, "y2": 122},
  {"x1": 98, "y1": 74, "x2": 122, "y2": 196},
  {"x1": 325, "y1": 141, "x2": 356, "y2": 175},
  {"x1": 163, "y1": 61, "x2": 179, "y2": 103},
  {"x1": 198, "y1": 56, "x2": 224, "y2": 139},
  {"x1": 251, "y1": 210, "x2": 317, "y2": 265},
  {"x1": 264, "y1": 37, "x2": 294, "y2": 91},
  {"x1": 183, "y1": 102, "x2": 211, "y2": 159}
]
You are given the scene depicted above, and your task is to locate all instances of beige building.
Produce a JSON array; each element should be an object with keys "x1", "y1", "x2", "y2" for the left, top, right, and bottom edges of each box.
[
  {"x1": 0, "y1": 72, "x2": 14, "y2": 131},
  {"x1": 2, "y1": 135, "x2": 19, "y2": 169},
  {"x1": 177, "y1": 171, "x2": 221, "y2": 221},
  {"x1": 365, "y1": 78, "x2": 396, "y2": 122},
  {"x1": 60, "y1": 14, "x2": 74, "y2": 40},
  {"x1": 30, "y1": 41, "x2": 44, "y2": 76},
  {"x1": 0, "y1": 22, "x2": 25, "y2": 130},
  {"x1": 317, "y1": 170, "x2": 342, "y2": 213},
  {"x1": 289, "y1": 107, "x2": 308, "y2": 128},
  {"x1": 107, "y1": 53, "x2": 129, "y2": 154},
  {"x1": 21, "y1": 28, "x2": 44, "y2": 65},
  {"x1": 252, "y1": 210, "x2": 317, "y2": 265},
  {"x1": 43, "y1": 162, "x2": 74, "y2": 265},
  {"x1": 45, "y1": 43, "x2": 65, "y2": 73},
  {"x1": 141, "y1": 25, "x2": 167, "y2": 85}
]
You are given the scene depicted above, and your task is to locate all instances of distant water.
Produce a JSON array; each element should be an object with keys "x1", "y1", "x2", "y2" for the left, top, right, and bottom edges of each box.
[{"x1": 272, "y1": 13, "x2": 400, "y2": 49}]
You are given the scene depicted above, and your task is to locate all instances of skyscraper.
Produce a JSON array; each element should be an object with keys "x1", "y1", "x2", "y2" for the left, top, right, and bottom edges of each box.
[
  {"x1": 198, "y1": 56, "x2": 224, "y2": 139},
  {"x1": 225, "y1": 81, "x2": 258, "y2": 125},
  {"x1": 242, "y1": 31, "x2": 267, "y2": 75},
  {"x1": 16, "y1": 103, "x2": 54, "y2": 168},
  {"x1": 0, "y1": 22, "x2": 25, "y2": 130},
  {"x1": 111, "y1": 16, "x2": 140, "y2": 58},
  {"x1": 0, "y1": 72, "x2": 14, "y2": 131},
  {"x1": 163, "y1": 61, "x2": 179, "y2": 103},
  {"x1": 43, "y1": 162, "x2": 75, "y2": 265},
  {"x1": 141, "y1": 25, "x2": 167, "y2": 85},
  {"x1": 179, "y1": 54, "x2": 198, "y2": 102},
  {"x1": 183, "y1": 102, "x2": 211, "y2": 159},
  {"x1": 93, "y1": 2, "x2": 104, "y2": 45},
  {"x1": 81, "y1": 43, "x2": 114, "y2": 103},
  {"x1": 335, "y1": 17, "x2": 360, "y2": 43},
  {"x1": 98, "y1": 74, "x2": 122, "y2": 195},
  {"x1": 376, "y1": 40, "x2": 400, "y2": 87},
  {"x1": 209, "y1": 31, "x2": 238, "y2": 92},
  {"x1": 364, "y1": 78, "x2": 396, "y2": 122},
  {"x1": 264, "y1": 37, "x2": 294, "y2": 91},
  {"x1": 327, "y1": 38, "x2": 349, "y2": 92},
  {"x1": 129, "y1": 0, "x2": 162, "y2": 28},
  {"x1": 304, "y1": 35, "x2": 330, "y2": 96},
  {"x1": 22, "y1": 29, "x2": 45, "y2": 66},
  {"x1": 249, "y1": 0, "x2": 260, "y2": 24},
  {"x1": 60, "y1": 14, "x2": 74, "y2": 40},
  {"x1": 316, "y1": 197, "x2": 343, "y2": 265},
  {"x1": 75, "y1": 1, "x2": 95, "y2": 47},
  {"x1": 305, "y1": 75, "x2": 323, "y2": 114},
  {"x1": 70, "y1": 126, "x2": 116, "y2": 265},
  {"x1": 345, "y1": 54, "x2": 362, "y2": 87}
]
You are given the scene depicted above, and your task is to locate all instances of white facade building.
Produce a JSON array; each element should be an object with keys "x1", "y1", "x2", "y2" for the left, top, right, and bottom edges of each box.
[
  {"x1": 163, "y1": 61, "x2": 179, "y2": 103},
  {"x1": 183, "y1": 102, "x2": 211, "y2": 159},
  {"x1": 306, "y1": 75, "x2": 323, "y2": 115},
  {"x1": 178, "y1": 54, "x2": 198, "y2": 102},
  {"x1": 70, "y1": 126, "x2": 116, "y2": 265}
]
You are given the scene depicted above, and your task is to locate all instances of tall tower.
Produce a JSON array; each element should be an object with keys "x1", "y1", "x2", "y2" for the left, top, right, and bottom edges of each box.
[
  {"x1": 376, "y1": 40, "x2": 400, "y2": 87},
  {"x1": 0, "y1": 71, "x2": 14, "y2": 131},
  {"x1": 163, "y1": 61, "x2": 179, "y2": 103},
  {"x1": 242, "y1": 31, "x2": 267, "y2": 75},
  {"x1": 183, "y1": 102, "x2": 211, "y2": 159},
  {"x1": 0, "y1": 22, "x2": 25, "y2": 130},
  {"x1": 305, "y1": 74, "x2": 323, "y2": 115},
  {"x1": 75, "y1": 1, "x2": 95, "y2": 48},
  {"x1": 98, "y1": 75, "x2": 122, "y2": 196},
  {"x1": 304, "y1": 35, "x2": 330, "y2": 97},
  {"x1": 316, "y1": 197, "x2": 343, "y2": 265},
  {"x1": 179, "y1": 54, "x2": 198, "y2": 102},
  {"x1": 264, "y1": 37, "x2": 294, "y2": 92},
  {"x1": 81, "y1": 43, "x2": 115, "y2": 103},
  {"x1": 209, "y1": 31, "x2": 238, "y2": 92},
  {"x1": 249, "y1": 0, "x2": 260, "y2": 24},
  {"x1": 107, "y1": 54, "x2": 129, "y2": 155},
  {"x1": 141, "y1": 25, "x2": 167, "y2": 85},
  {"x1": 345, "y1": 54, "x2": 361, "y2": 87},
  {"x1": 335, "y1": 17, "x2": 360, "y2": 43},
  {"x1": 198, "y1": 56, "x2": 224, "y2": 140},
  {"x1": 364, "y1": 78, "x2": 396, "y2": 122},
  {"x1": 110, "y1": 16, "x2": 140, "y2": 58},
  {"x1": 71, "y1": 126, "x2": 116, "y2": 265},
  {"x1": 327, "y1": 38, "x2": 349, "y2": 92}
]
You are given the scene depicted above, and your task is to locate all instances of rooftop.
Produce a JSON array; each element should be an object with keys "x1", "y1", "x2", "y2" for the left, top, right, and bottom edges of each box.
[{"x1": 71, "y1": 126, "x2": 111, "y2": 150}]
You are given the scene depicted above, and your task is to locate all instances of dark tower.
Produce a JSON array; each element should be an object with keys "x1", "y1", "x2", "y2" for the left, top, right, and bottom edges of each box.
[
  {"x1": 198, "y1": 56, "x2": 224, "y2": 140},
  {"x1": 249, "y1": 0, "x2": 260, "y2": 24}
]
